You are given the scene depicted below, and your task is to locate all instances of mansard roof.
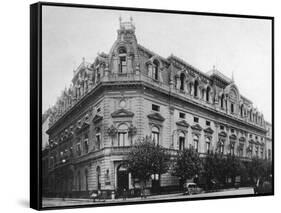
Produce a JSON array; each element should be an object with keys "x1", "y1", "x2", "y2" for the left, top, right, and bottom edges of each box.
[
  {"x1": 207, "y1": 68, "x2": 232, "y2": 84},
  {"x1": 138, "y1": 44, "x2": 170, "y2": 64},
  {"x1": 167, "y1": 55, "x2": 211, "y2": 80}
]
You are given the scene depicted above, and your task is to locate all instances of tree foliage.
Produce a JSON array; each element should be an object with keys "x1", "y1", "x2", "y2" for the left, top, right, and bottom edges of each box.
[
  {"x1": 126, "y1": 136, "x2": 170, "y2": 185},
  {"x1": 246, "y1": 157, "x2": 272, "y2": 181},
  {"x1": 172, "y1": 148, "x2": 202, "y2": 182}
]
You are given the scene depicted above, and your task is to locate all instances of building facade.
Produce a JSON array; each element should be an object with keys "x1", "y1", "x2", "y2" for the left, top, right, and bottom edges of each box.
[
  {"x1": 265, "y1": 121, "x2": 272, "y2": 161},
  {"x1": 43, "y1": 18, "x2": 270, "y2": 198}
]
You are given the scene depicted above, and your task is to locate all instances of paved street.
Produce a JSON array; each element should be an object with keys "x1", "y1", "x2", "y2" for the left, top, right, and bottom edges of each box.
[{"x1": 43, "y1": 187, "x2": 254, "y2": 207}]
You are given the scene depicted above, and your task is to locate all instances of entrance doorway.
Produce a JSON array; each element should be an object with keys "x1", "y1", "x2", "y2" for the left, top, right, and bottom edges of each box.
[
  {"x1": 151, "y1": 174, "x2": 160, "y2": 193},
  {"x1": 117, "y1": 165, "x2": 129, "y2": 196}
]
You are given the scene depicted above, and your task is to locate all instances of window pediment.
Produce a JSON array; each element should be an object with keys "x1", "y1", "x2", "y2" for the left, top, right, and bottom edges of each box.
[
  {"x1": 111, "y1": 108, "x2": 134, "y2": 118},
  {"x1": 218, "y1": 131, "x2": 227, "y2": 137},
  {"x1": 204, "y1": 127, "x2": 214, "y2": 134},
  {"x1": 239, "y1": 137, "x2": 246, "y2": 142},
  {"x1": 229, "y1": 134, "x2": 237, "y2": 140},
  {"x1": 147, "y1": 112, "x2": 165, "y2": 122},
  {"x1": 75, "y1": 121, "x2": 90, "y2": 133},
  {"x1": 92, "y1": 114, "x2": 103, "y2": 123},
  {"x1": 176, "y1": 120, "x2": 189, "y2": 128},
  {"x1": 191, "y1": 124, "x2": 202, "y2": 131}
]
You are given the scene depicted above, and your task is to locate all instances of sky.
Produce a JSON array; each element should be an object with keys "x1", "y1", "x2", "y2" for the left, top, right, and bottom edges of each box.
[{"x1": 42, "y1": 5, "x2": 272, "y2": 122}]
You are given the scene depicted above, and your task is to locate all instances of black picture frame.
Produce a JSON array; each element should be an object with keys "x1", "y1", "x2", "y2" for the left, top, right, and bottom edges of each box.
[{"x1": 30, "y1": 1, "x2": 274, "y2": 210}]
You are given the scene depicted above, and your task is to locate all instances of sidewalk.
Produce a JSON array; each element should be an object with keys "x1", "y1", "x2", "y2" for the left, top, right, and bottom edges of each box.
[{"x1": 43, "y1": 187, "x2": 253, "y2": 203}]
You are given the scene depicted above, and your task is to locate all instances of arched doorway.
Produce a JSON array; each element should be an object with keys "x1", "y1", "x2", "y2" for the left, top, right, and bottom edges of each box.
[{"x1": 117, "y1": 164, "x2": 129, "y2": 195}]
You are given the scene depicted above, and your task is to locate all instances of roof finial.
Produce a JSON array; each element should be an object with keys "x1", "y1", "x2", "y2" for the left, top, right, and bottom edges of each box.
[
  {"x1": 231, "y1": 71, "x2": 235, "y2": 82},
  {"x1": 130, "y1": 16, "x2": 133, "y2": 22},
  {"x1": 213, "y1": 65, "x2": 216, "y2": 70}
]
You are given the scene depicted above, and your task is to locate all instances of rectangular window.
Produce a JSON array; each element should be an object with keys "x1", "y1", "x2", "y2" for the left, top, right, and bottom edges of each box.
[
  {"x1": 97, "y1": 107, "x2": 101, "y2": 113},
  {"x1": 231, "y1": 129, "x2": 235, "y2": 133},
  {"x1": 179, "y1": 136, "x2": 185, "y2": 151},
  {"x1": 152, "y1": 104, "x2": 160, "y2": 112},
  {"x1": 118, "y1": 132, "x2": 128, "y2": 146},
  {"x1": 220, "y1": 125, "x2": 224, "y2": 130},
  {"x1": 179, "y1": 112, "x2": 186, "y2": 119},
  {"x1": 206, "y1": 121, "x2": 210, "y2": 126},
  {"x1": 152, "y1": 132, "x2": 159, "y2": 145},
  {"x1": 194, "y1": 117, "x2": 199, "y2": 123},
  {"x1": 119, "y1": 56, "x2": 126, "y2": 73}
]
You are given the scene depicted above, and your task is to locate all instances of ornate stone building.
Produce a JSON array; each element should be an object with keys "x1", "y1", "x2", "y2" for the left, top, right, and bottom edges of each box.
[
  {"x1": 265, "y1": 121, "x2": 272, "y2": 160},
  {"x1": 44, "y1": 18, "x2": 270, "y2": 198}
]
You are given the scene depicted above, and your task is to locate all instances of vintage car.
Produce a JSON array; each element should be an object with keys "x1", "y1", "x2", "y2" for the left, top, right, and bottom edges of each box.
[{"x1": 183, "y1": 183, "x2": 203, "y2": 195}]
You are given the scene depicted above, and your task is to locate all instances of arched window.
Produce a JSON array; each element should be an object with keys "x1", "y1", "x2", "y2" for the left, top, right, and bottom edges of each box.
[
  {"x1": 206, "y1": 87, "x2": 211, "y2": 102},
  {"x1": 96, "y1": 166, "x2": 101, "y2": 190},
  {"x1": 205, "y1": 137, "x2": 211, "y2": 154},
  {"x1": 179, "y1": 132, "x2": 185, "y2": 151},
  {"x1": 85, "y1": 169, "x2": 88, "y2": 191},
  {"x1": 152, "y1": 126, "x2": 160, "y2": 144},
  {"x1": 221, "y1": 94, "x2": 224, "y2": 109},
  {"x1": 180, "y1": 73, "x2": 185, "y2": 91},
  {"x1": 153, "y1": 60, "x2": 159, "y2": 80},
  {"x1": 193, "y1": 135, "x2": 199, "y2": 152},
  {"x1": 240, "y1": 105, "x2": 243, "y2": 117},
  {"x1": 194, "y1": 80, "x2": 199, "y2": 97},
  {"x1": 118, "y1": 124, "x2": 128, "y2": 146},
  {"x1": 119, "y1": 47, "x2": 127, "y2": 73}
]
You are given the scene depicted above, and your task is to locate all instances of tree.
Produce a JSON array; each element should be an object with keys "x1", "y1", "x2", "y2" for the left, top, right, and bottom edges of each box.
[
  {"x1": 246, "y1": 157, "x2": 272, "y2": 183},
  {"x1": 126, "y1": 136, "x2": 170, "y2": 189},
  {"x1": 202, "y1": 151, "x2": 226, "y2": 189},
  {"x1": 172, "y1": 147, "x2": 202, "y2": 187},
  {"x1": 224, "y1": 154, "x2": 247, "y2": 186}
]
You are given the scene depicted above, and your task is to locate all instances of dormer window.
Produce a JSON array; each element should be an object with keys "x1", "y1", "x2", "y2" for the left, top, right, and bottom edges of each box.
[
  {"x1": 180, "y1": 73, "x2": 185, "y2": 90},
  {"x1": 118, "y1": 47, "x2": 127, "y2": 73},
  {"x1": 194, "y1": 80, "x2": 199, "y2": 97},
  {"x1": 153, "y1": 60, "x2": 159, "y2": 80},
  {"x1": 206, "y1": 87, "x2": 211, "y2": 102}
]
